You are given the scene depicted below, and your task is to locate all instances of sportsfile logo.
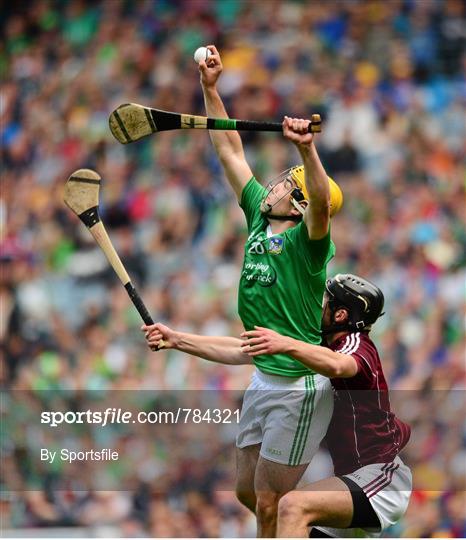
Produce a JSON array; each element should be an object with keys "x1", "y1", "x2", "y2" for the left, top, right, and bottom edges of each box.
[
  {"x1": 42, "y1": 408, "x2": 134, "y2": 428},
  {"x1": 41, "y1": 408, "x2": 241, "y2": 427}
]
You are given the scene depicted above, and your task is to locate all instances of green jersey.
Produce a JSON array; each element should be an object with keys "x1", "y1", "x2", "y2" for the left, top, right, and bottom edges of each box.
[{"x1": 238, "y1": 177, "x2": 335, "y2": 377}]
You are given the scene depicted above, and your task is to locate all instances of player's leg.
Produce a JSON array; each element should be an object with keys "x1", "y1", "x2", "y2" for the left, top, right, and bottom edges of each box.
[
  {"x1": 235, "y1": 371, "x2": 264, "y2": 512},
  {"x1": 255, "y1": 456, "x2": 309, "y2": 537},
  {"x1": 278, "y1": 458, "x2": 412, "y2": 538},
  {"x1": 235, "y1": 443, "x2": 260, "y2": 513},
  {"x1": 277, "y1": 477, "x2": 354, "y2": 537},
  {"x1": 254, "y1": 372, "x2": 334, "y2": 537},
  {"x1": 308, "y1": 458, "x2": 412, "y2": 538}
]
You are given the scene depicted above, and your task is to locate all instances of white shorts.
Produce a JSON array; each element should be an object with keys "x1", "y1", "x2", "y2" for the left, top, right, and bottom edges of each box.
[
  {"x1": 236, "y1": 369, "x2": 333, "y2": 466},
  {"x1": 315, "y1": 456, "x2": 412, "y2": 538}
]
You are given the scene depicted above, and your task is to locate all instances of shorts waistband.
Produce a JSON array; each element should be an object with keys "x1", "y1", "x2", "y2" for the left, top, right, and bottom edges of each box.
[{"x1": 253, "y1": 368, "x2": 315, "y2": 385}]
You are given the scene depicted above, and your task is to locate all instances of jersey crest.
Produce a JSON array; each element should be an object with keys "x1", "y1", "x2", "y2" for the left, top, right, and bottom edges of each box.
[{"x1": 268, "y1": 237, "x2": 283, "y2": 255}]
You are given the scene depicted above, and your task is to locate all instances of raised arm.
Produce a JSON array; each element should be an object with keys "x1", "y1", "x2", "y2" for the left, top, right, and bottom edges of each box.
[
  {"x1": 283, "y1": 117, "x2": 330, "y2": 239},
  {"x1": 142, "y1": 323, "x2": 252, "y2": 365},
  {"x1": 199, "y1": 45, "x2": 253, "y2": 201},
  {"x1": 241, "y1": 326, "x2": 357, "y2": 378}
]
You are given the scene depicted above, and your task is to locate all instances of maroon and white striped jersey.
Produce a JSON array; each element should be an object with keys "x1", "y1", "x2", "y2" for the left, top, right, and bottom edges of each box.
[{"x1": 324, "y1": 331, "x2": 411, "y2": 476}]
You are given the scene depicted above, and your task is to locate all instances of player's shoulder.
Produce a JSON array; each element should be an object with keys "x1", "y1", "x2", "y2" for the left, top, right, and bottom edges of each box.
[
  {"x1": 332, "y1": 332, "x2": 381, "y2": 383},
  {"x1": 240, "y1": 176, "x2": 268, "y2": 231},
  {"x1": 332, "y1": 331, "x2": 378, "y2": 359},
  {"x1": 241, "y1": 176, "x2": 266, "y2": 200},
  {"x1": 285, "y1": 221, "x2": 334, "y2": 255}
]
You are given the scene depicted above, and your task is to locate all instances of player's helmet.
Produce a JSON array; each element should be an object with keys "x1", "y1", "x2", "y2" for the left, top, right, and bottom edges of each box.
[
  {"x1": 261, "y1": 166, "x2": 343, "y2": 219},
  {"x1": 325, "y1": 274, "x2": 384, "y2": 330},
  {"x1": 290, "y1": 166, "x2": 343, "y2": 217}
]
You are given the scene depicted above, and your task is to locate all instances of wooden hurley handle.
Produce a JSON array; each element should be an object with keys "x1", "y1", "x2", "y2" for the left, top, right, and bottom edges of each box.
[{"x1": 88, "y1": 222, "x2": 131, "y2": 285}]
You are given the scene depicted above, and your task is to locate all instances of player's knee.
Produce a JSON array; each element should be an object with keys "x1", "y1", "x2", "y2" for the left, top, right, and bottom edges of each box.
[
  {"x1": 277, "y1": 491, "x2": 311, "y2": 525},
  {"x1": 255, "y1": 491, "x2": 281, "y2": 520}
]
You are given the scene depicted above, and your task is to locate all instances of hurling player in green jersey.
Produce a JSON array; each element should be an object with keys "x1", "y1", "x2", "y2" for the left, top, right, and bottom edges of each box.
[{"x1": 150, "y1": 45, "x2": 342, "y2": 537}]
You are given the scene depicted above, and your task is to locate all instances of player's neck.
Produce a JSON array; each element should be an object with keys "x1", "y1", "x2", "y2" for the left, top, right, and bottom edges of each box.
[
  {"x1": 267, "y1": 218, "x2": 296, "y2": 234},
  {"x1": 326, "y1": 330, "x2": 349, "y2": 346}
]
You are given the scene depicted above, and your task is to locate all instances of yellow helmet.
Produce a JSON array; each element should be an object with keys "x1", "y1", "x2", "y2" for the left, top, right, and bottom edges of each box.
[{"x1": 290, "y1": 165, "x2": 343, "y2": 217}]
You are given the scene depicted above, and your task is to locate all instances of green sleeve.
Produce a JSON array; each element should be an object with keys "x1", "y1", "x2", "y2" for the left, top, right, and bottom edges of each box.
[
  {"x1": 288, "y1": 221, "x2": 335, "y2": 274},
  {"x1": 239, "y1": 177, "x2": 267, "y2": 232}
]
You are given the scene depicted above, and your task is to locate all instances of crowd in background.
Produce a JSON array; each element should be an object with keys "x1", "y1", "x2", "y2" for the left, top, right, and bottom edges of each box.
[{"x1": 1, "y1": 0, "x2": 465, "y2": 537}]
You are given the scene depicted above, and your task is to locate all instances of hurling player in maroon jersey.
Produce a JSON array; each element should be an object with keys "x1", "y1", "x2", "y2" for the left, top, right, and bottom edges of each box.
[
  {"x1": 144, "y1": 274, "x2": 412, "y2": 538},
  {"x1": 241, "y1": 274, "x2": 412, "y2": 538}
]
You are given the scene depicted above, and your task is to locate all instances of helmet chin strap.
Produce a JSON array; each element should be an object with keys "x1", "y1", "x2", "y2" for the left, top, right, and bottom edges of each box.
[
  {"x1": 267, "y1": 214, "x2": 302, "y2": 222},
  {"x1": 321, "y1": 322, "x2": 352, "y2": 336},
  {"x1": 290, "y1": 197, "x2": 306, "y2": 216}
]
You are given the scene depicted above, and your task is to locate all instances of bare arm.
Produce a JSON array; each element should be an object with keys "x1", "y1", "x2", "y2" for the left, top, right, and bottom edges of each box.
[
  {"x1": 283, "y1": 117, "x2": 330, "y2": 239},
  {"x1": 199, "y1": 45, "x2": 253, "y2": 201},
  {"x1": 142, "y1": 323, "x2": 252, "y2": 365},
  {"x1": 241, "y1": 326, "x2": 358, "y2": 378}
]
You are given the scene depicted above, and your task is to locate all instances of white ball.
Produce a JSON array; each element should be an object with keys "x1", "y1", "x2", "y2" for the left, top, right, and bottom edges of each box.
[{"x1": 194, "y1": 47, "x2": 212, "y2": 64}]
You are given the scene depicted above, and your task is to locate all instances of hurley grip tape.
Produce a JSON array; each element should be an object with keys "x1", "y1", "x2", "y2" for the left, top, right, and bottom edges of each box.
[{"x1": 124, "y1": 283, "x2": 154, "y2": 325}]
